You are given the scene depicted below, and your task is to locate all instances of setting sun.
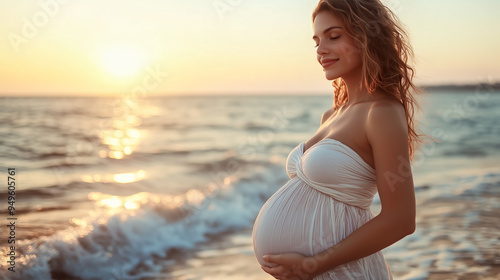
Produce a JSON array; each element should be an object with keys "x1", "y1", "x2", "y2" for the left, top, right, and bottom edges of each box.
[{"x1": 99, "y1": 45, "x2": 147, "y2": 78}]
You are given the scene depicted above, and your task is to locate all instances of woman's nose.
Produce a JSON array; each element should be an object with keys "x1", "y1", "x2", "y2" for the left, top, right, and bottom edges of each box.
[{"x1": 316, "y1": 42, "x2": 329, "y2": 55}]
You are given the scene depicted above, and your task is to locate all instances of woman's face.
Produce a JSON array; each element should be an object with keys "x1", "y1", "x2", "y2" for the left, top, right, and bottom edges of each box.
[{"x1": 313, "y1": 11, "x2": 362, "y2": 81}]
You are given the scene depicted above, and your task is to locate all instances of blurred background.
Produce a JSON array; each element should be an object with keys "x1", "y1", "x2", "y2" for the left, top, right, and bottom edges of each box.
[
  {"x1": 0, "y1": 0, "x2": 499, "y2": 279},
  {"x1": 1, "y1": 0, "x2": 499, "y2": 96}
]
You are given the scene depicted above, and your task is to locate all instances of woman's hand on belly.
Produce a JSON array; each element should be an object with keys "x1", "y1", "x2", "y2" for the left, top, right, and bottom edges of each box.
[{"x1": 260, "y1": 252, "x2": 318, "y2": 280}]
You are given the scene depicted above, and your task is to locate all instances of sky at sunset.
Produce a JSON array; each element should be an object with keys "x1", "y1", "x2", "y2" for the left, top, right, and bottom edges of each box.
[{"x1": 1, "y1": 0, "x2": 499, "y2": 96}]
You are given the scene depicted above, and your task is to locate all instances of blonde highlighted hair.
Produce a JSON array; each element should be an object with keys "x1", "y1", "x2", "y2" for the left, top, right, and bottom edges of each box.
[{"x1": 312, "y1": 0, "x2": 427, "y2": 162}]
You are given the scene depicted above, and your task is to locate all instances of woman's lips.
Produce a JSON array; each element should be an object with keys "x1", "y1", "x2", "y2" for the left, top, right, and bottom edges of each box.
[{"x1": 321, "y1": 59, "x2": 339, "y2": 68}]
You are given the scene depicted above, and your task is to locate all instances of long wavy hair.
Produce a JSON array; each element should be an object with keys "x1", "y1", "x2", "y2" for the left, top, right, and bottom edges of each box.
[{"x1": 312, "y1": 0, "x2": 427, "y2": 162}]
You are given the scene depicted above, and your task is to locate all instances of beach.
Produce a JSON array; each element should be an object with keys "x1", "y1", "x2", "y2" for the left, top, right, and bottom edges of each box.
[
  {"x1": 162, "y1": 172, "x2": 500, "y2": 280},
  {"x1": 1, "y1": 91, "x2": 499, "y2": 280}
]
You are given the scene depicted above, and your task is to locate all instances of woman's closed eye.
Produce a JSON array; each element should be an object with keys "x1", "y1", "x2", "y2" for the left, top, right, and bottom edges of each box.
[{"x1": 314, "y1": 36, "x2": 341, "y2": 47}]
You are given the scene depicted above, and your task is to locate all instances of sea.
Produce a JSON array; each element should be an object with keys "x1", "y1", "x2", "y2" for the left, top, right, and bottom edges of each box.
[{"x1": 0, "y1": 88, "x2": 499, "y2": 280}]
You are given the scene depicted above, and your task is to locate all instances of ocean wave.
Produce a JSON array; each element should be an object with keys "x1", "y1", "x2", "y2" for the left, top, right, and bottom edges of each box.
[
  {"x1": 0, "y1": 144, "x2": 93, "y2": 163},
  {"x1": 0, "y1": 181, "x2": 94, "y2": 201},
  {"x1": 40, "y1": 161, "x2": 93, "y2": 170},
  {"x1": 0, "y1": 205, "x2": 72, "y2": 216},
  {"x1": 383, "y1": 171, "x2": 500, "y2": 279},
  {"x1": 189, "y1": 155, "x2": 278, "y2": 174},
  {"x1": 37, "y1": 151, "x2": 69, "y2": 160},
  {"x1": 0, "y1": 167, "x2": 286, "y2": 280},
  {"x1": 2, "y1": 168, "x2": 500, "y2": 280}
]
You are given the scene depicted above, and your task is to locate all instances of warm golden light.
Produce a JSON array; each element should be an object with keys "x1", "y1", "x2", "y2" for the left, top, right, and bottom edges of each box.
[
  {"x1": 109, "y1": 150, "x2": 124, "y2": 159},
  {"x1": 99, "y1": 45, "x2": 146, "y2": 78},
  {"x1": 185, "y1": 189, "x2": 205, "y2": 206},
  {"x1": 126, "y1": 115, "x2": 140, "y2": 125},
  {"x1": 126, "y1": 128, "x2": 141, "y2": 138},
  {"x1": 100, "y1": 196, "x2": 123, "y2": 208},
  {"x1": 1, "y1": 2, "x2": 499, "y2": 96},
  {"x1": 124, "y1": 146, "x2": 133, "y2": 155},
  {"x1": 113, "y1": 170, "x2": 146, "y2": 183},
  {"x1": 99, "y1": 150, "x2": 108, "y2": 158},
  {"x1": 124, "y1": 201, "x2": 139, "y2": 210},
  {"x1": 88, "y1": 192, "x2": 152, "y2": 211},
  {"x1": 113, "y1": 130, "x2": 124, "y2": 138},
  {"x1": 81, "y1": 175, "x2": 93, "y2": 183},
  {"x1": 81, "y1": 170, "x2": 147, "y2": 184},
  {"x1": 103, "y1": 136, "x2": 120, "y2": 146},
  {"x1": 113, "y1": 173, "x2": 136, "y2": 183},
  {"x1": 70, "y1": 218, "x2": 88, "y2": 227}
]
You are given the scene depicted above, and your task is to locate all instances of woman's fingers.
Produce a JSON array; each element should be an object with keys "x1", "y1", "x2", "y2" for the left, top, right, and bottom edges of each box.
[
  {"x1": 261, "y1": 265, "x2": 276, "y2": 277},
  {"x1": 261, "y1": 264, "x2": 286, "y2": 274},
  {"x1": 261, "y1": 265, "x2": 292, "y2": 279}
]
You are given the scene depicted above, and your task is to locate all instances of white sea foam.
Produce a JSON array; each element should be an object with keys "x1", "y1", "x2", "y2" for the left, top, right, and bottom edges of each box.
[
  {"x1": 0, "y1": 166, "x2": 287, "y2": 280},
  {"x1": 2, "y1": 139, "x2": 500, "y2": 280},
  {"x1": 382, "y1": 170, "x2": 500, "y2": 279},
  {"x1": 3, "y1": 168, "x2": 498, "y2": 280}
]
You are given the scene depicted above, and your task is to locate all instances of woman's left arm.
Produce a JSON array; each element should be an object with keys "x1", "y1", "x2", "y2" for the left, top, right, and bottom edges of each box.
[{"x1": 261, "y1": 102, "x2": 416, "y2": 278}]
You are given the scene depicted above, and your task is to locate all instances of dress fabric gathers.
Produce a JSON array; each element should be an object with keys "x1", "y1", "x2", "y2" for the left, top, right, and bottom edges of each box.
[{"x1": 252, "y1": 138, "x2": 392, "y2": 279}]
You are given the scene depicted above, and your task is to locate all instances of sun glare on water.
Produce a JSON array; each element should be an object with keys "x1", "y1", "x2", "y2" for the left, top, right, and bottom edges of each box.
[{"x1": 99, "y1": 45, "x2": 147, "y2": 78}]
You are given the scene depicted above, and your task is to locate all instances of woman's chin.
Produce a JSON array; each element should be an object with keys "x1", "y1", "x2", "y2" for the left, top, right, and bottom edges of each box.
[
  {"x1": 324, "y1": 73, "x2": 339, "y2": 81},
  {"x1": 322, "y1": 69, "x2": 339, "y2": 80}
]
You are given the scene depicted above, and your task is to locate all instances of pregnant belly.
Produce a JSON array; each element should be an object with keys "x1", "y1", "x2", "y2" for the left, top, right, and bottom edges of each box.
[
  {"x1": 252, "y1": 178, "x2": 374, "y2": 268},
  {"x1": 252, "y1": 178, "x2": 338, "y2": 267}
]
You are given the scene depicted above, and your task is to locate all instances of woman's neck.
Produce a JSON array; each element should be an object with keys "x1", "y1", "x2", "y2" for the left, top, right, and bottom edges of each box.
[{"x1": 341, "y1": 68, "x2": 380, "y2": 104}]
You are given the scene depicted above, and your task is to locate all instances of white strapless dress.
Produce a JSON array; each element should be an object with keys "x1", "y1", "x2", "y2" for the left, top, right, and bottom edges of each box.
[{"x1": 252, "y1": 138, "x2": 392, "y2": 279}]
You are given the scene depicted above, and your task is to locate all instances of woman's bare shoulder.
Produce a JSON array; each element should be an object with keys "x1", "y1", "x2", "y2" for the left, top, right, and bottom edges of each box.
[
  {"x1": 366, "y1": 98, "x2": 407, "y2": 134},
  {"x1": 369, "y1": 98, "x2": 403, "y2": 110},
  {"x1": 366, "y1": 98, "x2": 405, "y2": 121},
  {"x1": 370, "y1": 97, "x2": 403, "y2": 108}
]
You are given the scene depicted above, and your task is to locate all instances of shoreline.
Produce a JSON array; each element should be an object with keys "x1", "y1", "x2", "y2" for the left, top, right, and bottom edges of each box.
[{"x1": 163, "y1": 180, "x2": 500, "y2": 280}]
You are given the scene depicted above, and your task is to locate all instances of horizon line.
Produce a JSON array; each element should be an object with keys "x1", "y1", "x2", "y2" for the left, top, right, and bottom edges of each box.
[{"x1": 1, "y1": 82, "x2": 499, "y2": 98}]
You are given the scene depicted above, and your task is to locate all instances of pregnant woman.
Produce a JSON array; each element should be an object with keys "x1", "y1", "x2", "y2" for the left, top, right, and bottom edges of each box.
[{"x1": 252, "y1": 0, "x2": 425, "y2": 279}]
